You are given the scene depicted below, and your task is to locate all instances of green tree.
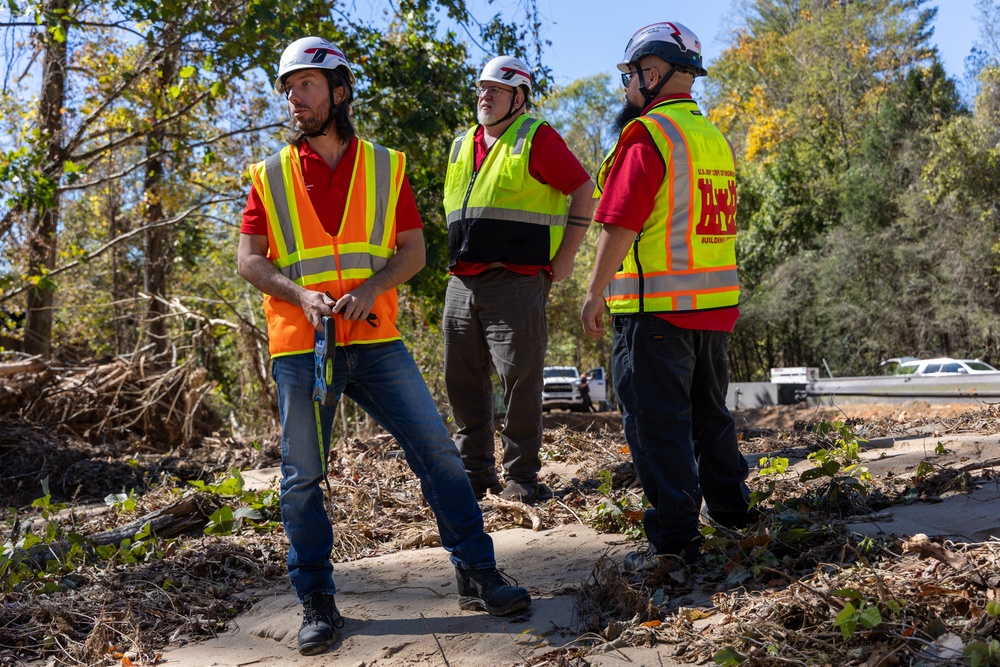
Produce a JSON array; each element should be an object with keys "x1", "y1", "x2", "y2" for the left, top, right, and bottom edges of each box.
[
  {"x1": 533, "y1": 75, "x2": 618, "y2": 374},
  {"x1": 537, "y1": 74, "x2": 619, "y2": 176},
  {"x1": 5, "y1": 0, "x2": 74, "y2": 356},
  {"x1": 1, "y1": 0, "x2": 550, "y2": 368}
]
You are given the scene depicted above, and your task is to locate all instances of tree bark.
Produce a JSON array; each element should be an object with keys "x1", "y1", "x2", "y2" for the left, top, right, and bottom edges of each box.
[
  {"x1": 142, "y1": 39, "x2": 177, "y2": 356},
  {"x1": 23, "y1": 0, "x2": 70, "y2": 358},
  {"x1": 0, "y1": 357, "x2": 46, "y2": 375}
]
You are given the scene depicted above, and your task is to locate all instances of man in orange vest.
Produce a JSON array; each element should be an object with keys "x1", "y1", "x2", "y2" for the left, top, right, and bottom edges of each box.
[
  {"x1": 581, "y1": 23, "x2": 758, "y2": 574},
  {"x1": 238, "y1": 37, "x2": 530, "y2": 657}
]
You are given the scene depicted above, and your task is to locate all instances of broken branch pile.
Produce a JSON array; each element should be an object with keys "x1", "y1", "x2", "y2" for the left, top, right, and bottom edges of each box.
[{"x1": 0, "y1": 354, "x2": 221, "y2": 449}]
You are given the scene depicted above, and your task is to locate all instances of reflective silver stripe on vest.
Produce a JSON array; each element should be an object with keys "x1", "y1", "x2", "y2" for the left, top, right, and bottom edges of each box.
[
  {"x1": 265, "y1": 152, "x2": 297, "y2": 257},
  {"x1": 606, "y1": 269, "x2": 740, "y2": 300},
  {"x1": 511, "y1": 118, "x2": 534, "y2": 155},
  {"x1": 446, "y1": 206, "x2": 565, "y2": 227},
  {"x1": 282, "y1": 261, "x2": 305, "y2": 283},
  {"x1": 645, "y1": 113, "x2": 691, "y2": 272},
  {"x1": 370, "y1": 143, "x2": 391, "y2": 247},
  {"x1": 277, "y1": 256, "x2": 334, "y2": 281},
  {"x1": 342, "y1": 252, "x2": 389, "y2": 272},
  {"x1": 268, "y1": 142, "x2": 395, "y2": 282},
  {"x1": 450, "y1": 132, "x2": 467, "y2": 164},
  {"x1": 277, "y1": 253, "x2": 389, "y2": 282}
]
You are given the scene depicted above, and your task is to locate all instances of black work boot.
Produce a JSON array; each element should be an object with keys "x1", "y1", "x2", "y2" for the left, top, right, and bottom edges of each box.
[
  {"x1": 297, "y1": 592, "x2": 344, "y2": 656},
  {"x1": 456, "y1": 567, "x2": 531, "y2": 616},
  {"x1": 623, "y1": 538, "x2": 703, "y2": 575},
  {"x1": 470, "y1": 478, "x2": 504, "y2": 500},
  {"x1": 497, "y1": 480, "x2": 553, "y2": 504}
]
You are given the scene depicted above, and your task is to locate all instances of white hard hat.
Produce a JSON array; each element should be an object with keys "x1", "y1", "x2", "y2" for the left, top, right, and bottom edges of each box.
[
  {"x1": 478, "y1": 55, "x2": 532, "y2": 93},
  {"x1": 618, "y1": 22, "x2": 708, "y2": 77},
  {"x1": 275, "y1": 36, "x2": 357, "y2": 94}
]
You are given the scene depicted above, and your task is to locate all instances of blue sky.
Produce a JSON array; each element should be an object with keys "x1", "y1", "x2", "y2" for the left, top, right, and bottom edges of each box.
[{"x1": 430, "y1": 0, "x2": 982, "y2": 90}]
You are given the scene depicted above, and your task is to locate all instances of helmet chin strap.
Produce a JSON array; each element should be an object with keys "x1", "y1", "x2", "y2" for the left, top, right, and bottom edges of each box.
[
  {"x1": 484, "y1": 93, "x2": 524, "y2": 128},
  {"x1": 637, "y1": 66, "x2": 675, "y2": 105},
  {"x1": 306, "y1": 71, "x2": 348, "y2": 138},
  {"x1": 305, "y1": 108, "x2": 336, "y2": 138}
]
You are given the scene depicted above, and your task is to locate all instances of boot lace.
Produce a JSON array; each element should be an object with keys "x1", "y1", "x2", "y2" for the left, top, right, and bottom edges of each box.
[
  {"x1": 476, "y1": 567, "x2": 518, "y2": 591},
  {"x1": 303, "y1": 594, "x2": 345, "y2": 628}
]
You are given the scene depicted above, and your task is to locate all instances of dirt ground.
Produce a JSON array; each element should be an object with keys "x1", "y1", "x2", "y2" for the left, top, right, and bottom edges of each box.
[
  {"x1": 154, "y1": 400, "x2": 1000, "y2": 667},
  {"x1": 5, "y1": 395, "x2": 999, "y2": 667},
  {"x1": 549, "y1": 400, "x2": 987, "y2": 433}
]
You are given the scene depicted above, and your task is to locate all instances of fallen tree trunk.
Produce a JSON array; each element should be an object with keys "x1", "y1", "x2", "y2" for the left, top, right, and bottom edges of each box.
[
  {"x1": 15, "y1": 492, "x2": 220, "y2": 568},
  {"x1": 0, "y1": 357, "x2": 46, "y2": 376}
]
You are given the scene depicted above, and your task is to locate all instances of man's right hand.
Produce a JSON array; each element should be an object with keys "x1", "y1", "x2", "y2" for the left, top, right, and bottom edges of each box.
[{"x1": 300, "y1": 290, "x2": 336, "y2": 331}]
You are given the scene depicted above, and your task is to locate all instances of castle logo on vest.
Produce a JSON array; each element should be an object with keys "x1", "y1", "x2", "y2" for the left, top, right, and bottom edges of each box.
[{"x1": 695, "y1": 177, "x2": 737, "y2": 237}]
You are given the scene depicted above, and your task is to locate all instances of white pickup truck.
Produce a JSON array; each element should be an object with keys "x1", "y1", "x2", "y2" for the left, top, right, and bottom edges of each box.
[{"x1": 541, "y1": 366, "x2": 608, "y2": 412}]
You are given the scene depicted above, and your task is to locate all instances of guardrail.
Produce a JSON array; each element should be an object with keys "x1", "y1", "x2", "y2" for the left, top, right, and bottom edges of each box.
[
  {"x1": 726, "y1": 375, "x2": 1000, "y2": 411},
  {"x1": 806, "y1": 374, "x2": 1000, "y2": 405}
]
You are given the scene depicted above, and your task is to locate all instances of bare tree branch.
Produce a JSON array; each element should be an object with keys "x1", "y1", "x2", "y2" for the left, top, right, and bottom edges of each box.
[
  {"x1": 56, "y1": 121, "x2": 286, "y2": 193},
  {"x1": 0, "y1": 198, "x2": 239, "y2": 304}
]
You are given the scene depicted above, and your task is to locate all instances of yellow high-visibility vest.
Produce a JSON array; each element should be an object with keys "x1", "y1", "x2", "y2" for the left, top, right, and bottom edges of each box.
[
  {"x1": 248, "y1": 140, "x2": 405, "y2": 356},
  {"x1": 443, "y1": 115, "x2": 567, "y2": 267},
  {"x1": 597, "y1": 98, "x2": 740, "y2": 314}
]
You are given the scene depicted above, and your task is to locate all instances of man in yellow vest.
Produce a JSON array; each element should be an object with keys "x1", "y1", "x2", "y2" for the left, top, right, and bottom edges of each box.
[
  {"x1": 238, "y1": 37, "x2": 530, "y2": 657},
  {"x1": 442, "y1": 56, "x2": 596, "y2": 504},
  {"x1": 581, "y1": 23, "x2": 757, "y2": 573}
]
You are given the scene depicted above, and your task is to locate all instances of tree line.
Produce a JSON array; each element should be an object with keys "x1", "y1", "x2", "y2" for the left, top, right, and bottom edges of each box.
[{"x1": 1, "y1": 0, "x2": 999, "y2": 432}]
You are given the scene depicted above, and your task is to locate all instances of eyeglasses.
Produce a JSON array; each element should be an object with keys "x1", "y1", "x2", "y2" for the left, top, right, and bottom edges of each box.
[
  {"x1": 621, "y1": 68, "x2": 655, "y2": 88},
  {"x1": 476, "y1": 84, "x2": 514, "y2": 98}
]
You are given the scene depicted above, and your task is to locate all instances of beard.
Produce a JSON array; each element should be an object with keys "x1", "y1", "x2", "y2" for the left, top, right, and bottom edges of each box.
[
  {"x1": 477, "y1": 106, "x2": 500, "y2": 126},
  {"x1": 477, "y1": 100, "x2": 512, "y2": 126},
  {"x1": 611, "y1": 99, "x2": 644, "y2": 135},
  {"x1": 294, "y1": 99, "x2": 331, "y2": 135}
]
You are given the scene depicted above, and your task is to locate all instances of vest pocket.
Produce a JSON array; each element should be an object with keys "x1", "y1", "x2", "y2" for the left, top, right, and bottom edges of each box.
[{"x1": 497, "y1": 156, "x2": 526, "y2": 192}]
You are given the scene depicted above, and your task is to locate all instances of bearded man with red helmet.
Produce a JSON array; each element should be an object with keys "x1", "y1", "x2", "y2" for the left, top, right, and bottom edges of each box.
[
  {"x1": 238, "y1": 37, "x2": 530, "y2": 656},
  {"x1": 581, "y1": 23, "x2": 759, "y2": 574}
]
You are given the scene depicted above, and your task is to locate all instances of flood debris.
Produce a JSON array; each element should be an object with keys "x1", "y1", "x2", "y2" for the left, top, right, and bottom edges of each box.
[{"x1": 2, "y1": 363, "x2": 999, "y2": 666}]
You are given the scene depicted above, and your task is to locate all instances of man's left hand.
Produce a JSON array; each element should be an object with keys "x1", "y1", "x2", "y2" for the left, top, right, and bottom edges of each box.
[
  {"x1": 549, "y1": 252, "x2": 575, "y2": 283},
  {"x1": 333, "y1": 284, "x2": 377, "y2": 322},
  {"x1": 581, "y1": 293, "x2": 607, "y2": 339}
]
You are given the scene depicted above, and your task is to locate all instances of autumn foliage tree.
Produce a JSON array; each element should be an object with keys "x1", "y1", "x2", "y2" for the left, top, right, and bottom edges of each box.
[{"x1": 702, "y1": 0, "x2": 1000, "y2": 378}]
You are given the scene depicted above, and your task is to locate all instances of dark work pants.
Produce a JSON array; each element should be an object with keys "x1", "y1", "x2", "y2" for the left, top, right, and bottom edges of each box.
[
  {"x1": 443, "y1": 270, "x2": 550, "y2": 489},
  {"x1": 611, "y1": 314, "x2": 751, "y2": 555}
]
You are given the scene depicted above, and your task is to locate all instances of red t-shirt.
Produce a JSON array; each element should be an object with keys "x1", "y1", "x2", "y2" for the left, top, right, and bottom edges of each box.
[
  {"x1": 240, "y1": 138, "x2": 423, "y2": 237},
  {"x1": 594, "y1": 95, "x2": 739, "y2": 332},
  {"x1": 450, "y1": 122, "x2": 592, "y2": 277}
]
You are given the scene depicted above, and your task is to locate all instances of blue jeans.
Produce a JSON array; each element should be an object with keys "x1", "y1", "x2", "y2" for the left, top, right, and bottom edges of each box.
[
  {"x1": 442, "y1": 270, "x2": 550, "y2": 488},
  {"x1": 611, "y1": 315, "x2": 751, "y2": 555},
  {"x1": 272, "y1": 342, "x2": 496, "y2": 602}
]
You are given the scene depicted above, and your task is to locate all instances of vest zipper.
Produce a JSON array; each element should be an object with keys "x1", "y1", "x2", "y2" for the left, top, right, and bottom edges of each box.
[
  {"x1": 461, "y1": 168, "x2": 480, "y2": 221},
  {"x1": 461, "y1": 127, "x2": 505, "y2": 221}
]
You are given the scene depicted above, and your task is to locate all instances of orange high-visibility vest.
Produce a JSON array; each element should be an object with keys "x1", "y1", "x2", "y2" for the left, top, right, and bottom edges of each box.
[
  {"x1": 248, "y1": 140, "x2": 406, "y2": 357},
  {"x1": 596, "y1": 98, "x2": 740, "y2": 314}
]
